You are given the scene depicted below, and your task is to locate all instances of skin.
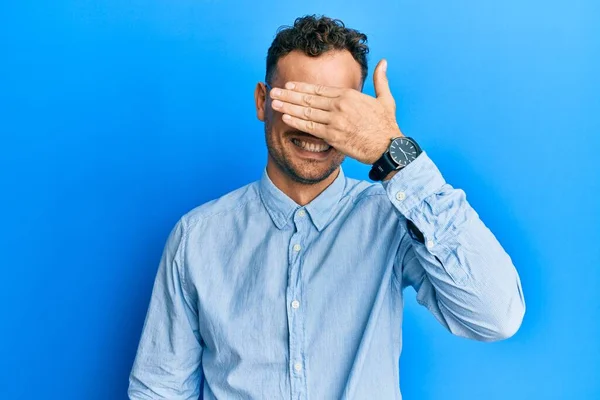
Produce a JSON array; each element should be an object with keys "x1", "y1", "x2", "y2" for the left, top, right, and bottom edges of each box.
[{"x1": 254, "y1": 49, "x2": 403, "y2": 206}]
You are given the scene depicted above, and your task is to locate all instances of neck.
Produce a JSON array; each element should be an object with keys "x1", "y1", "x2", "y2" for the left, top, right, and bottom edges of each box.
[{"x1": 266, "y1": 157, "x2": 339, "y2": 206}]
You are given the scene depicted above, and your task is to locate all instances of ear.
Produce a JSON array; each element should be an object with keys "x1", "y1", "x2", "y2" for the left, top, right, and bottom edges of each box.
[{"x1": 254, "y1": 82, "x2": 268, "y2": 122}]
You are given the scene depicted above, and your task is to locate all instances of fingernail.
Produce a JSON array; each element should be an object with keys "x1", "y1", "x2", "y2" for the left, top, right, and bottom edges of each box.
[
  {"x1": 272, "y1": 88, "x2": 281, "y2": 97},
  {"x1": 272, "y1": 100, "x2": 283, "y2": 109},
  {"x1": 285, "y1": 82, "x2": 295, "y2": 89}
]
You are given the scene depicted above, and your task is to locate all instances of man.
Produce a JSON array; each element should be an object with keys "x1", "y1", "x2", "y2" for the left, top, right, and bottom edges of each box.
[{"x1": 128, "y1": 14, "x2": 525, "y2": 400}]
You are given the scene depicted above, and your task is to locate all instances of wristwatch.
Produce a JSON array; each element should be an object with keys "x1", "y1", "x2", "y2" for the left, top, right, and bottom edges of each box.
[{"x1": 368, "y1": 136, "x2": 423, "y2": 181}]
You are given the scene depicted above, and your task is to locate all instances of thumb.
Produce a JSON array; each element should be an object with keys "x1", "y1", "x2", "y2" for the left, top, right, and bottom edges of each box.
[{"x1": 373, "y1": 59, "x2": 395, "y2": 112}]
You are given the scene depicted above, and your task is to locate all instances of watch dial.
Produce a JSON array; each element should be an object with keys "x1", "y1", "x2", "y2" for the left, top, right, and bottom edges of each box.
[{"x1": 389, "y1": 137, "x2": 419, "y2": 167}]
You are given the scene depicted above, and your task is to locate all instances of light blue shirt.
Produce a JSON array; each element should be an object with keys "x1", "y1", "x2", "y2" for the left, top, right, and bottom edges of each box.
[{"x1": 128, "y1": 151, "x2": 525, "y2": 399}]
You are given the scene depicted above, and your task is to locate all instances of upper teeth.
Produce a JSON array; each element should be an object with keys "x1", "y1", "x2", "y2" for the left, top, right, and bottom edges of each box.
[{"x1": 292, "y1": 139, "x2": 330, "y2": 152}]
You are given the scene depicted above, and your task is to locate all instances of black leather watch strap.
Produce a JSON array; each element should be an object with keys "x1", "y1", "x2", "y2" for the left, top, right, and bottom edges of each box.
[{"x1": 369, "y1": 151, "x2": 398, "y2": 181}]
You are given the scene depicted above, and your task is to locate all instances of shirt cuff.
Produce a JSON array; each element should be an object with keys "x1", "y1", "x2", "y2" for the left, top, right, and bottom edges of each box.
[{"x1": 382, "y1": 150, "x2": 446, "y2": 215}]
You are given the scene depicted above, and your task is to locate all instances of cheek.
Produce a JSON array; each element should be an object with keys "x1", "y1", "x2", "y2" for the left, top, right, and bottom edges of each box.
[
  {"x1": 266, "y1": 101, "x2": 285, "y2": 121},
  {"x1": 269, "y1": 119, "x2": 290, "y2": 138},
  {"x1": 266, "y1": 122, "x2": 289, "y2": 146}
]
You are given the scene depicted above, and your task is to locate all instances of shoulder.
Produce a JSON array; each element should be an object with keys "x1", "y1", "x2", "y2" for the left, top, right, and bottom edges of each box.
[
  {"x1": 181, "y1": 180, "x2": 261, "y2": 231},
  {"x1": 341, "y1": 175, "x2": 401, "y2": 225},
  {"x1": 343, "y1": 175, "x2": 388, "y2": 204}
]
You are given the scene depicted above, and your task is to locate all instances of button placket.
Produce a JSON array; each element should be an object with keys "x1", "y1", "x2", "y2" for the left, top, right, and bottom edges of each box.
[{"x1": 286, "y1": 208, "x2": 309, "y2": 398}]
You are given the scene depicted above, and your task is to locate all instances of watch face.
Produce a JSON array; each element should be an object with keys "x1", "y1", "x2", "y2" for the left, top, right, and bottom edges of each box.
[{"x1": 389, "y1": 137, "x2": 419, "y2": 167}]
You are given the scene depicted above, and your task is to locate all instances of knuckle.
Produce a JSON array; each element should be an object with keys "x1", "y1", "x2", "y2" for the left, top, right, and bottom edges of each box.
[
  {"x1": 303, "y1": 107, "x2": 312, "y2": 118},
  {"x1": 330, "y1": 130, "x2": 341, "y2": 143},
  {"x1": 315, "y1": 84, "x2": 325, "y2": 95},
  {"x1": 330, "y1": 114, "x2": 343, "y2": 126},
  {"x1": 337, "y1": 97, "x2": 350, "y2": 110},
  {"x1": 303, "y1": 94, "x2": 313, "y2": 105}
]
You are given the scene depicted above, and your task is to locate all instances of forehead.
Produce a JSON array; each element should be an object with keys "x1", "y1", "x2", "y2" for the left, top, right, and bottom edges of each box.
[{"x1": 275, "y1": 50, "x2": 363, "y2": 91}]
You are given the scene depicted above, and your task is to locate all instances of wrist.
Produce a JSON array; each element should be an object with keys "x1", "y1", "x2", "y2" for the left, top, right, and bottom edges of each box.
[
  {"x1": 369, "y1": 134, "x2": 421, "y2": 182},
  {"x1": 382, "y1": 170, "x2": 399, "y2": 182},
  {"x1": 368, "y1": 130, "x2": 403, "y2": 165}
]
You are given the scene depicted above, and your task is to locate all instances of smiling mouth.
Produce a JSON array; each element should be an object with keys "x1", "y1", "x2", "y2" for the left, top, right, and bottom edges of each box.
[{"x1": 291, "y1": 138, "x2": 332, "y2": 153}]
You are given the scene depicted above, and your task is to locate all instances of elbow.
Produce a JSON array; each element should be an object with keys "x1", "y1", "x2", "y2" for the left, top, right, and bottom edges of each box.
[
  {"x1": 487, "y1": 294, "x2": 526, "y2": 342},
  {"x1": 444, "y1": 297, "x2": 526, "y2": 342},
  {"x1": 492, "y1": 304, "x2": 525, "y2": 341},
  {"x1": 484, "y1": 270, "x2": 526, "y2": 342},
  {"x1": 463, "y1": 284, "x2": 526, "y2": 342}
]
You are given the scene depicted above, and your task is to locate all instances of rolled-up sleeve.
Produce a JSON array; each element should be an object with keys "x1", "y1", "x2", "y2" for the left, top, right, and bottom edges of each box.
[
  {"x1": 128, "y1": 217, "x2": 204, "y2": 399},
  {"x1": 384, "y1": 151, "x2": 525, "y2": 341}
]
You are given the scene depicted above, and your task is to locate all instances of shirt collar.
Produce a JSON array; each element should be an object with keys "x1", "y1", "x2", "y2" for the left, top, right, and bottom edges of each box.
[{"x1": 258, "y1": 167, "x2": 346, "y2": 232}]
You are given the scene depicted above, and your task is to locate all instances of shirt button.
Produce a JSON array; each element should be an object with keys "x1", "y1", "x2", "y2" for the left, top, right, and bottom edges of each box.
[
  {"x1": 426, "y1": 239, "x2": 435, "y2": 249},
  {"x1": 294, "y1": 362, "x2": 302, "y2": 372},
  {"x1": 396, "y1": 191, "x2": 406, "y2": 201},
  {"x1": 293, "y1": 244, "x2": 302, "y2": 252},
  {"x1": 297, "y1": 209, "x2": 306, "y2": 217},
  {"x1": 291, "y1": 300, "x2": 300, "y2": 309}
]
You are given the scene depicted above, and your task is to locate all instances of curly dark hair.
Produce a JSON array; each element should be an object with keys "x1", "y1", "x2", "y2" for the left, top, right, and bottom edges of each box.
[{"x1": 265, "y1": 15, "x2": 369, "y2": 88}]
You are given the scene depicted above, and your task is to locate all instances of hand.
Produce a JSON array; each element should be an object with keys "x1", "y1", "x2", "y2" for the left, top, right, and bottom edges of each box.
[{"x1": 269, "y1": 58, "x2": 403, "y2": 165}]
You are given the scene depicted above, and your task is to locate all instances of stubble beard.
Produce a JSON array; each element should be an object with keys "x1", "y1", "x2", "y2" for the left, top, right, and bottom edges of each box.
[{"x1": 264, "y1": 119, "x2": 344, "y2": 185}]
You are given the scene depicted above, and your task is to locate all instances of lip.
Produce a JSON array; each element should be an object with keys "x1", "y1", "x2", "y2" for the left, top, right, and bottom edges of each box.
[
  {"x1": 289, "y1": 133, "x2": 328, "y2": 145},
  {"x1": 289, "y1": 137, "x2": 333, "y2": 160}
]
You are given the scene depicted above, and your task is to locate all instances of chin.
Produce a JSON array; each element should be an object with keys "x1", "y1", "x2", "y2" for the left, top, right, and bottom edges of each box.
[{"x1": 285, "y1": 159, "x2": 342, "y2": 185}]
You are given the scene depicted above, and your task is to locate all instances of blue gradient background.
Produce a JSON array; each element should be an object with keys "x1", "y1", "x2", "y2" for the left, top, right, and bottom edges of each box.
[{"x1": 1, "y1": 1, "x2": 598, "y2": 399}]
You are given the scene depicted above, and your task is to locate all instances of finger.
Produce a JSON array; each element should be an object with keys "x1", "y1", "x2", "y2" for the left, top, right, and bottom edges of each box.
[
  {"x1": 271, "y1": 100, "x2": 332, "y2": 124},
  {"x1": 270, "y1": 87, "x2": 334, "y2": 111},
  {"x1": 373, "y1": 59, "x2": 396, "y2": 112},
  {"x1": 284, "y1": 81, "x2": 343, "y2": 98},
  {"x1": 281, "y1": 113, "x2": 331, "y2": 140}
]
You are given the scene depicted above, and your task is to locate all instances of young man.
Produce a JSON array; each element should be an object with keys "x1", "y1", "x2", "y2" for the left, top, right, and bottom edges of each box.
[{"x1": 129, "y1": 15, "x2": 525, "y2": 400}]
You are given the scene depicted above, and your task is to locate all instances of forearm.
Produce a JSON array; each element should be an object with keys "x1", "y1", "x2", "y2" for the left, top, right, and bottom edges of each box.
[{"x1": 387, "y1": 152, "x2": 525, "y2": 341}]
